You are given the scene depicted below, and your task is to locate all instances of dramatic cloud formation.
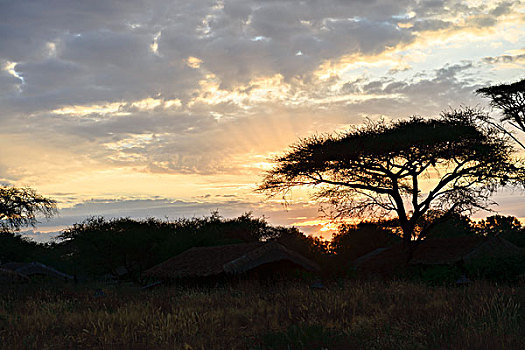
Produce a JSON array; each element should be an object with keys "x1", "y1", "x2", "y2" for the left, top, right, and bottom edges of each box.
[{"x1": 1, "y1": 0, "x2": 524, "y2": 239}]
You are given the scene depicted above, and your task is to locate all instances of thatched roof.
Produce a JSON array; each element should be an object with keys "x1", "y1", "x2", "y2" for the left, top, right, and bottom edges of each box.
[
  {"x1": 408, "y1": 236, "x2": 485, "y2": 265},
  {"x1": 352, "y1": 247, "x2": 389, "y2": 267},
  {"x1": 144, "y1": 241, "x2": 320, "y2": 279},
  {"x1": 223, "y1": 241, "x2": 320, "y2": 274},
  {"x1": 354, "y1": 236, "x2": 521, "y2": 277},
  {"x1": 463, "y1": 236, "x2": 522, "y2": 262},
  {"x1": 1, "y1": 262, "x2": 73, "y2": 280},
  {"x1": 0, "y1": 268, "x2": 30, "y2": 283}
]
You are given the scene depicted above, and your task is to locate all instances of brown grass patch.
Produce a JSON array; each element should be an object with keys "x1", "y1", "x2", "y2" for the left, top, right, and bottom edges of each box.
[{"x1": 0, "y1": 280, "x2": 523, "y2": 349}]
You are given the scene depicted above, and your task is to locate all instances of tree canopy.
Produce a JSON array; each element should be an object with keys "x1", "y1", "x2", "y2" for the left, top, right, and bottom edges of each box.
[
  {"x1": 0, "y1": 185, "x2": 57, "y2": 232},
  {"x1": 477, "y1": 78, "x2": 525, "y2": 132},
  {"x1": 258, "y1": 108, "x2": 524, "y2": 241}
]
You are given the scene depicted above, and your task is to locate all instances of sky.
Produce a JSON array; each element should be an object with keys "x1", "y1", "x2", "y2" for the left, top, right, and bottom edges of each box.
[{"x1": 1, "y1": 0, "x2": 524, "y2": 242}]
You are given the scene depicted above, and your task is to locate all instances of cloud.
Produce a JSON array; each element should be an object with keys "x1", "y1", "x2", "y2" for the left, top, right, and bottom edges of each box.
[
  {"x1": 22, "y1": 196, "x2": 328, "y2": 240},
  {"x1": 4, "y1": 0, "x2": 512, "y2": 115},
  {"x1": 1, "y1": 0, "x2": 524, "y2": 229},
  {"x1": 482, "y1": 53, "x2": 525, "y2": 64}
]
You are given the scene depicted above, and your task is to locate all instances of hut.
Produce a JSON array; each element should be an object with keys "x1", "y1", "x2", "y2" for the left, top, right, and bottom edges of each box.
[
  {"x1": 144, "y1": 241, "x2": 320, "y2": 281},
  {"x1": 354, "y1": 236, "x2": 522, "y2": 278},
  {"x1": 0, "y1": 262, "x2": 74, "y2": 281}
]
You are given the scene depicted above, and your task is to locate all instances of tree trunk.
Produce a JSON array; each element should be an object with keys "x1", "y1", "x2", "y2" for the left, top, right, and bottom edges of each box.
[{"x1": 401, "y1": 224, "x2": 417, "y2": 264}]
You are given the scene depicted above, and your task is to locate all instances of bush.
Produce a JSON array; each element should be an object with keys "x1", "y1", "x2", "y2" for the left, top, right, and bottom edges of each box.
[
  {"x1": 404, "y1": 265, "x2": 462, "y2": 285},
  {"x1": 466, "y1": 253, "x2": 525, "y2": 282}
]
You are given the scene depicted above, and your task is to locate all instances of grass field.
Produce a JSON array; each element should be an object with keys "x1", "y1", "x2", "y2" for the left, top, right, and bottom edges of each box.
[{"x1": 0, "y1": 280, "x2": 524, "y2": 349}]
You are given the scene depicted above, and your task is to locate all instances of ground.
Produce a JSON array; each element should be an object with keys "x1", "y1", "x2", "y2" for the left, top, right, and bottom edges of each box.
[{"x1": 0, "y1": 280, "x2": 524, "y2": 349}]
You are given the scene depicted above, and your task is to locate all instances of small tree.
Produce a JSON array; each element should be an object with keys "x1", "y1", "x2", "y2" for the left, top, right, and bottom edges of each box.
[
  {"x1": 477, "y1": 78, "x2": 525, "y2": 149},
  {"x1": 0, "y1": 185, "x2": 57, "y2": 232},
  {"x1": 258, "y1": 109, "x2": 524, "y2": 243}
]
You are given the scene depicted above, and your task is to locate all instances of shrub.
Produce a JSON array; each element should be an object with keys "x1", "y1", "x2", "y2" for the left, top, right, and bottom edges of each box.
[{"x1": 466, "y1": 253, "x2": 525, "y2": 282}]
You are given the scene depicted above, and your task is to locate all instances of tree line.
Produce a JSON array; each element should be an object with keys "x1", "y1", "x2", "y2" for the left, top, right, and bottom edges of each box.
[
  {"x1": 1, "y1": 211, "x2": 326, "y2": 280},
  {"x1": 1, "y1": 211, "x2": 524, "y2": 281},
  {"x1": 1, "y1": 78, "x2": 524, "y2": 282}
]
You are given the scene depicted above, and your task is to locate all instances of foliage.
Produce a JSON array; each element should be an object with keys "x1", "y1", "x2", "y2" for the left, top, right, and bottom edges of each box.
[
  {"x1": 466, "y1": 253, "x2": 525, "y2": 282},
  {"x1": 475, "y1": 214, "x2": 525, "y2": 246},
  {"x1": 273, "y1": 226, "x2": 329, "y2": 263},
  {"x1": 0, "y1": 231, "x2": 40, "y2": 263},
  {"x1": 0, "y1": 185, "x2": 57, "y2": 232},
  {"x1": 0, "y1": 281, "x2": 522, "y2": 349},
  {"x1": 477, "y1": 215, "x2": 522, "y2": 235},
  {"x1": 331, "y1": 221, "x2": 400, "y2": 261},
  {"x1": 423, "y1": 211, "x2": 477, "y2": 238},
  {"x1": 258, "y1": 109, "x2": 524, "y2": 241},
  {"x1": 477, "y1": 78, "x2": 525, "y2": 132},
  {"x1": 420, "y1": 213, "x2": 525, "y2": 246},
  {"x1": 58, "y1": 217, "x2": 172, "y2": 278},
  {"x1": 56, "y1": 213, "x2": 326, "y2": 279},
  {"x1": 407, "y1": 265, "x2": 463, "y2": 285}
]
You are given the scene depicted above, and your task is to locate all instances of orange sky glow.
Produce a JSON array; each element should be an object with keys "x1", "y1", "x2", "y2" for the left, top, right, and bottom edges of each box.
[{"x1": 1, "y1": 0, "x2": 524, "y2": 242}]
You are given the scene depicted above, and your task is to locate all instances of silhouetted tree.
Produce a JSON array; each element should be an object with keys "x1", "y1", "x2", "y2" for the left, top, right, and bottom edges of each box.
[
  {"x1": 477, "y1": 214, "x2": 521, "y2": 236},
  {"x1": 0, "y1": 185, "x2": 57, "y2": 232},
  {"x1": 477, "y1": 78, "x2": 525, "y2": 149},
  {"x1": 476, "y1": 214, "x2": 525, "y2": 247},
  {"x1": 60, "y1": 217, "x2": 182, "y2": 279},
  {"x1": 258, "y1": 109, "x2": 524, "y2": 242},
  {"x1": 0, "y1": 231, "x2": 39, "y2": 263}
]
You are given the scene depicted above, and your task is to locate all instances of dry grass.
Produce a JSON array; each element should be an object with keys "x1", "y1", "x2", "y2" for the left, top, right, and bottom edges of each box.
[{"x1": 0, "y1": 280, "x2": 523, "y2": 349}]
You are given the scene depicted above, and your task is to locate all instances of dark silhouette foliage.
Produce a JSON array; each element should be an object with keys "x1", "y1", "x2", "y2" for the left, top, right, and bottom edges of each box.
[
  {"x1": 476, "y1": 214, "x2": 525, "y2": 247},
  {"x1": 273, "y1": 226, "x2": 329, "y2": 265},
  {"x1": 0, "y1": 185, "x2": 57, "y2": 232},
  {"x1": 59, "y1": 217, "x2": 173, "y2": 278},
  {"x1": 477, "y1": 214, "x2": 521, "y2": 236},
  {"x1": 0, "y1": 231, "x2": 68, "y2": 274},
  {"x1": 0, "y1": 231, "x2": 39, "y2": 263},
  {"x1": 420, "y1": 211, "x2": 476, "y2": 239},
  {"x1": 477, "y1": 78, "x2": 525, "y2": 132},
  {"x1": 258, "y1": 109, "x2": 524, "y2": 241},
  {"x1": 56, "y1": 212, "x2": 327, "y2": 279},
  {"x1": 466, "y1": 253, "x2": 525, "y2": 282},
  {"x1": 331, "y1": 222, "x2": 400, "y2": 261}
]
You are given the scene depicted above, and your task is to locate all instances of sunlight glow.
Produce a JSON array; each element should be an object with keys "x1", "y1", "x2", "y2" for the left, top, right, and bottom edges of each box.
[
  {"x1": 3, "y1": 61, "x2": 24, "y2": 84},
  {"x1": 190, "y1": 74, "x2": 293, "y2": 107},
  {"x1": 51, "y1": 98, "x2": 182, "y2": 117},
  {"x1": 51, "y1": 102, "x2": 125, "y2": 116},
  {"x1": 130, "y1": 97, "x2": 162, "y2": 110},
  {"x1": 314, "y1": 48, "x2": 413, "y2": 81},
  {"x1": 291, "y1": 218, "x2": 361, "y2": 239},
  {"x1": 46, "y1": 42, "x2": 57, "y2": 57},
  {"x1": 397, "y1": 22, "x2": 414, "y2": 29},
  {"x1": 186, "y1": 56, "x2": 203, "y2": 69},
  {"x1": 150, "y1": 31, "x2": 161, "y2": 55}
]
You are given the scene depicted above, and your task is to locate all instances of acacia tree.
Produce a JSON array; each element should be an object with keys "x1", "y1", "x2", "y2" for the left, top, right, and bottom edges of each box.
[
  {"x1": 258, "y1": 108, "x2": 524, "y2": 243},
  {"x1": 477, "y1": 78, "x2": 525, "y2": 149},
  {"x1": 0, "y1": 185, "x2": 57, "y2": 232}
]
